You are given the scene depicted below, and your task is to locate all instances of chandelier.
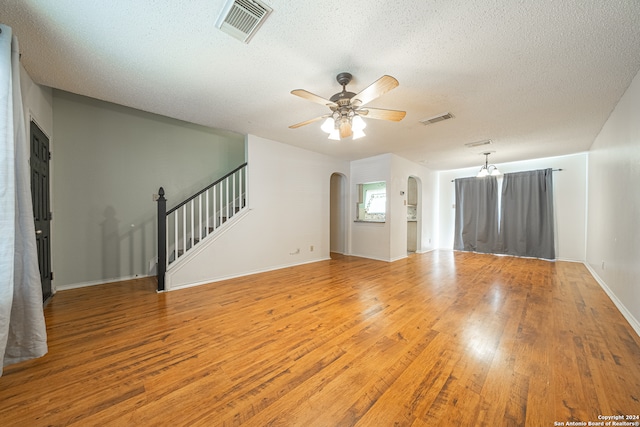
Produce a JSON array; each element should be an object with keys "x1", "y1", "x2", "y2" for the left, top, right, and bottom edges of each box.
[{"x1": 477, "y1": 152, "x2": 501, "y2": 177}]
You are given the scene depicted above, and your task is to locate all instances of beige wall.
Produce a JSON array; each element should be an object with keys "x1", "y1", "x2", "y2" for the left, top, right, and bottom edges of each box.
[
  {"x1": 587, "y1": 68, "x2": 640, "y2": 335},
  {"x1": 20, "y1": 65, "x2": 53, "y2": 139},
  {"x1": 52, "y1": 90, "x2": 245, "y2": 289}
]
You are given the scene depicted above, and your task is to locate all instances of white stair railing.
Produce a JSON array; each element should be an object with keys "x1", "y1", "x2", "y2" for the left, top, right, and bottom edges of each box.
[{"x1": 156, "y1": 163, "x2": 247, "y2": 291}]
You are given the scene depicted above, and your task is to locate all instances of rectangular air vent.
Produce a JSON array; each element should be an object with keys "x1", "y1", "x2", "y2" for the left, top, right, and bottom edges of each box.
[
  {"x1": 215, "y1": 0, "x2": 273, "y2": 44},
  {"x1": 464, "y1": 139, "x2": 493, "y2": 148},
  {"x1": 419, "y1": 112, "x2": 454, "y2": 125}
]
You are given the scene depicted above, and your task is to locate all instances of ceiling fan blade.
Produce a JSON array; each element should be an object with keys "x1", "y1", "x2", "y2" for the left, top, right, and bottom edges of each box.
[
  {"x1": 359, "y1": 108, "x2": 406, "y2": 122},
  {"x1": 350, "y1": 75, "x2": 399, "y2": 107},
  {"x1": 289, "y1": 115, "x2": 327, "y2": 129},
  {"x1": 291, "y1": 89, "x2": 337, "y2": 107},
  {"x1": 339, "y1": 121, "x2": 352, "y2": 139}
]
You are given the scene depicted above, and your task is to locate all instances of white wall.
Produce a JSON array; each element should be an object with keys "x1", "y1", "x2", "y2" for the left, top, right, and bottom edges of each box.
[
  {"x1": 438, "y1": 152, "x2": 588, "y2": 262},
  {"x1": 586, "y1": 68, "x2": 640, "y2": 334},
  {"x1": 20, "y1": 66, "x2": 53, "y2": 140},
  {"x1": 52, "y1": 91, "x2": 245, "y2": 289},
  {"x1": 349, "y1": 154, "x2": 392, "y2": 261},
  {"x1": 166, "y1": 135, "x2": 349, "y2": 289}
]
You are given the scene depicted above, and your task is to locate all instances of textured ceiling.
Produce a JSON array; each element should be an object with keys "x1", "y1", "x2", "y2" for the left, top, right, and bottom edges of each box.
[{"x1": 2, "y1": 0, "x2": 640, "y2": 170}]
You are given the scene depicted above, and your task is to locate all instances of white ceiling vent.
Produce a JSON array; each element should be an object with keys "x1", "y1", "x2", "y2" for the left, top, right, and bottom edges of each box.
[
  {"x1": 215, "y1": 0, "x2": 273, "y2": 44},
  {"x1": 464, "y1": 139, "x2": 493, "y2": 148},
  {"x1": 419, "y1": 112, "x2": 454, "y2": 125}
]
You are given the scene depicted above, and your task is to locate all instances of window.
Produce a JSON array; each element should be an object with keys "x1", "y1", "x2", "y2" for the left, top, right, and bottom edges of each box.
[{"x1": 356, "y1": 181, "x2": 386, "y2": 222}]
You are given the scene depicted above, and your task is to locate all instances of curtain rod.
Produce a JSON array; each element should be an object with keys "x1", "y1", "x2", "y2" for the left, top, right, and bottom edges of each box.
[{"x1": 451, "y1": 168, "x2": 563, "y2": 182}]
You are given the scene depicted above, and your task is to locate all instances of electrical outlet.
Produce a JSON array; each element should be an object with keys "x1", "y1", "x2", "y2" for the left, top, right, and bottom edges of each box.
[
  {"x1": 310, "y1": 245, "x2": 314, "y2": 252},
  {"x1": 601, "y1": 261, "x2": 605, "y2": 270}
]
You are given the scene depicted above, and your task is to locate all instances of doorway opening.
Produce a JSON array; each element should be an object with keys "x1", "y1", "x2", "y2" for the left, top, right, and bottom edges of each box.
[
  {"x1": 330, "y1": 173, "x2": 347, "y2": 257},
  {"x1": 407, "y1": 176, "x2": 421, "y2": 254}
]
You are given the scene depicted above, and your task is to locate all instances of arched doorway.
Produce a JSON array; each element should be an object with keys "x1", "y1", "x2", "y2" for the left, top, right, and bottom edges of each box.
[
  {"x1": 330, "y1": 173, "x2": 347, "y2": 255},
  {"x1": 407, "y1": 176, "x2": 421, "y2": 253}
]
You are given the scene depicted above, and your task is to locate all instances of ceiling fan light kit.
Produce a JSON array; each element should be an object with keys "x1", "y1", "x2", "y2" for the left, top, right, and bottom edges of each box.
[
  {"x1": 289, "y1": 72, "x2": 406, "y2": 141},
  {"x1": 352, "y1": 115, "x2": 366, "y2": 131},
  {"x1": 321, "y1": 117, "x2": 334, "y2": 133}
]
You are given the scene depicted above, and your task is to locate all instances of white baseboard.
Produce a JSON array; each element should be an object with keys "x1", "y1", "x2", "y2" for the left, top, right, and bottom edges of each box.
[
  {"x1": 169, "y1": 257, "x2": 331, "y2": 291},
  {"x1": 584, "y1": 262, "x2": 640, "y2": 338},
  {"x1": 346, "y1": 248, "x2": 433, "y2": 262},
  {"x1": 557, "y1": 257, "x2": 585, "y2": 263},
  {"x1": 348, "y1": 252, "x2": 393, "y2": 262},
  {"x1": 416, "y1": 248, "x2": 436, "y2": 254}
]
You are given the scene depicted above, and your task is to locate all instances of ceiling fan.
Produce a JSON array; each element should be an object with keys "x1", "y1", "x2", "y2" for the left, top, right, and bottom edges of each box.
[{"x1": 289, "y1": 72, "x2": 406, "y2": 140}]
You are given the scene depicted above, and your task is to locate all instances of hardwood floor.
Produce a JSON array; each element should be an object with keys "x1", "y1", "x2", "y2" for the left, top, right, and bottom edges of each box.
[{"x1": 1, "y1": 251, "x2": 639, "y2": 426}]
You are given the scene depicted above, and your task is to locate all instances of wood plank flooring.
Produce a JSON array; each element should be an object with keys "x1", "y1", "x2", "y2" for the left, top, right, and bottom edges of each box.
[{"x1": 1, "y1": 251, "x2": 639, "y2": 426}]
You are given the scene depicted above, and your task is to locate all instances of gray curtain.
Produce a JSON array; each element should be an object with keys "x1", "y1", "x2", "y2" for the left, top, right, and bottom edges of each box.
[
  {"x1": 499, "y1": 168, "x2": 555, "y2": 260},
  {"x1": 454, "y1": 176, "x2": 499, "y2": 253}
]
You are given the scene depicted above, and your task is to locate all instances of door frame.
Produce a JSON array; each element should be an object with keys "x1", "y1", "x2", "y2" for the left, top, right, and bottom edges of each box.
[
  {"x1": 30, "y1": 119, "x2": 53, "y2": 303},
  {"x1": 407, "y1": 175, "x2": 422, "y2": 253},
  {"x1": 330, "y1": 172, "x2": 348, "y2": 255}
]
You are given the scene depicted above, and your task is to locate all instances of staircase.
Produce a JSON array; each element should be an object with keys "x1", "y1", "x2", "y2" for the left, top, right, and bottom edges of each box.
[{"x1": 156, "y1": 163, "x2": 248, "y2": 291}]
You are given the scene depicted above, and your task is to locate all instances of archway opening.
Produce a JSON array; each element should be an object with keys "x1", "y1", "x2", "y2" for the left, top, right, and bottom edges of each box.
[
  {"x1": 407, "y1": 176, "x2": 421, "y2": 253},
  {"x1": 330, "y1": 173, "x2": 347, "y2": 256}
]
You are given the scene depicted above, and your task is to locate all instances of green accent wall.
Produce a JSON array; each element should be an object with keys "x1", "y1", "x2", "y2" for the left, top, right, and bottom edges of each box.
[{"x1": 51, "y1": 90, "x2": 245, "y2": 288}]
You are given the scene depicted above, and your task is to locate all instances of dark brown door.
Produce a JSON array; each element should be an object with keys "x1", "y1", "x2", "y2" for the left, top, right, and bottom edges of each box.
[{"x1": 30, "y1": 121, "x2": 52, "y2": 303}]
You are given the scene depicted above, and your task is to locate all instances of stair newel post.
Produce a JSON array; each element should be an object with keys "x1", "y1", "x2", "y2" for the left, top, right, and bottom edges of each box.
[{"x1": 157, "y1": 187, "x2": 167, "y2": 292}]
